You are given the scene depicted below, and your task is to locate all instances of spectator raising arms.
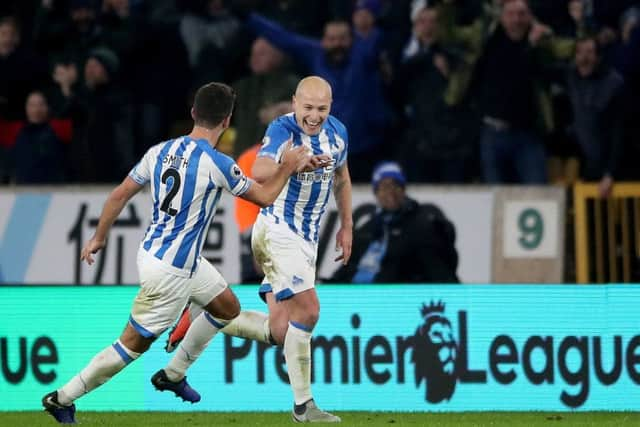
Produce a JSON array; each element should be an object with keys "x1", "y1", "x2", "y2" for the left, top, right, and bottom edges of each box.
[
  {"x1": 438, "y1": 0, "x2": 576, "y2": 184},
  {"x1": 232, "y1": 37, "x2": 298, "y2": 158},
  {"x1": 238, "y1": 4, "x2": 391, "y2": 181},
  {"x1": 566, "y1": 36, "x2": 625, "y2": 198}
]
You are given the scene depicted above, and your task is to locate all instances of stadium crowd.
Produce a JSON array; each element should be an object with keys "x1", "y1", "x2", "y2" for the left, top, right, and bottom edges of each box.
[{"x1": 1, "y1": 0, "x2": 639, "y2": 188}]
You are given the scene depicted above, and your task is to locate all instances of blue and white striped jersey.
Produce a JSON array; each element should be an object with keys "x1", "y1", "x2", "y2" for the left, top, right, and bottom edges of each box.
[
  {"x1": 258, "y1": 113, "x2": 348, "y2": 243},
  {"x1": 129, "y1": 136, "x2": 251, "y2": 277}
]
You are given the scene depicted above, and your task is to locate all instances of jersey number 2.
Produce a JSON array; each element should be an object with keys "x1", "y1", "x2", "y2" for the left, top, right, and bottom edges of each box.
[{"x1": 160, "y1": 169, "x2": 181, "y2": 216}]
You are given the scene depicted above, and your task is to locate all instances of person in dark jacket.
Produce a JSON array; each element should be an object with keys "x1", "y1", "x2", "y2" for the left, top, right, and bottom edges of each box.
[
  {"x1": 11, "y1": 91, "x2": 66, "y2": 184},
  {"x1": 397, "y1": 5, "x2": 477, "y2": 183},
  {"x1": 331, "y1": 161, "x2": 459, "y2": 284},
  {"x1": 0, "y1": 16, "x2": 49, "y2": 120},
  {"x1": 566, "y1": 36, "x2": 625, "y2": 197},
  {"x1": 439, "y1": 0, "x2": 576, "y2": 184},
  {"x1": 57, "y1": 47, "x2": 135, "y2": 183}
]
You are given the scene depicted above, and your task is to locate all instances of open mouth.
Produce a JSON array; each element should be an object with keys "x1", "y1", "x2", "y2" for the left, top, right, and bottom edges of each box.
[{"x1": 304, "y1": 119, "x2": 321, "y2": 131}]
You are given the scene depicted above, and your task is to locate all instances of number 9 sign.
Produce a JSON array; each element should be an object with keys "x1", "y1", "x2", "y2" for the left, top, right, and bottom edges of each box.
[{"x1": 503, "y1": 201, "x2": 559, "y2": 258}]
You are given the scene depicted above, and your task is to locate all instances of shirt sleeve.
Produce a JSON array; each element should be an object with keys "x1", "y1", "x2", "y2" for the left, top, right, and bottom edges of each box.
[
  {"x1": 213, "y1": 153, "x2": 252, "y2": 196},
  {"x1": 335, "y1": 122, "x2": 349, "y2": 168},
  {"x1": 258, "y1": 120, "x2": 291, "y2": 163},
  {"x1": 128, "y1": 147, "x2": 154, "y2": 185}
]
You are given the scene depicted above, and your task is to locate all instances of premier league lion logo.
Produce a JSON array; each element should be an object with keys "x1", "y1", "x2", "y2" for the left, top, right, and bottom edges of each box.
[{"x1": 411, "y1": 301, "x2": 458, "y2": 403}]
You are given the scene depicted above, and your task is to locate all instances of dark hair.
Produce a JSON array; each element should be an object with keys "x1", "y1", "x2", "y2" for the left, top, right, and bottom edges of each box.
[{"x1": 192, "y1": 82, "x2": 236, "y2": 128}]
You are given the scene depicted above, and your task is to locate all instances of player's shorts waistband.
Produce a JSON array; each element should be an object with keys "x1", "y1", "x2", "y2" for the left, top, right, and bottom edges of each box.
[{"x1": 137, "y1": 246, "x2": 195, "y2": 278}]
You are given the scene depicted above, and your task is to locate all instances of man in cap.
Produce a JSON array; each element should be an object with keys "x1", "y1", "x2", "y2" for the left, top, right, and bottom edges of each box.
[{"x1": 331, "y1": 161, "x2": 459, "y2": 283}]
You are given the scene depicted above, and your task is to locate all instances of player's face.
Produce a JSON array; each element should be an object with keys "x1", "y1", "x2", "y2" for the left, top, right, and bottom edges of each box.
[{"x1": 293, "y1": 91, "x2": 331, "y2": 136}]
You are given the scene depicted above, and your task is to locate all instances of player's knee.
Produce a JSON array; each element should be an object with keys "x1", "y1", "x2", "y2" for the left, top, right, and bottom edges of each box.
[
  {"x1": 294, "y1": 311, "x2": 319, "y2": 329},
  {"x1": 306, "y1": 311, "x2": 320, "y2": 328},
  {"x1": 304, "y1": 301, "x2": 320, "y2": 327},
  {"x1": 206, "y1": 293, "x2": 241, "y2": 321}
]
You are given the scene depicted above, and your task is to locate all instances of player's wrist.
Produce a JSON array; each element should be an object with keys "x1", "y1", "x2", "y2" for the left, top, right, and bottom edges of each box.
[{"x1": 92, "y1": 234, "x2": 107, "y2": 245}]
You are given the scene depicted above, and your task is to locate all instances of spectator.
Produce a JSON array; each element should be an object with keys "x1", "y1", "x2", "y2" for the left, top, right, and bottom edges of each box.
[
  {"x1": 99, "y1": 0, "x2": 144, "y2": 88},
  {"x1": 611, "y1": 6, "x2": 640, "y2": 76},
  {"x1": 563, "y1": 0, "x2": 595, "y2": 37},
  {"x1": 33, "y1": 0, "x2": 104, "y2": 70},
  {"x1": 127, "y1": 1, "x2": 191, "y2": 158},
  {"x1": 396, "y1": 6, "x2": 477, "y2": 183},
  {"x1": 352, "y1": 0, "x2": 380, "y2": 39},
  {"x1": 58, "y1": 47, "x2": 135, "y2": 182},
  {"x1": 232, "y1": 37, "x2": 298, "y2": 158},
  {"x1": 330, "y1": 161, "x2": 459, "y2": 284},
  {"x1": 46, "y1": 56, "x2": 80, "y2": 118},
  {"x1": 0, "y1": 16, "x2": 48, "y2": 120},
  {"x1": 439, "y1": 0, "x2": 575, "y2": 184},
  {"x1": 402, "y1": 2, "x2": 438, "y2": 61},
  {"x1": 260, "y1": 0, "x2": 329, "y2": 37},
  {"x1": 179, "y1": 0, "x2": 243, "y2": 86},
  {"x1": 241, "y1": 5, "x2": 392, "y2": 181},
  {"x1": 10, "y1": 91, "x2": 67, "y2": 184},
  {"x1": 566, "y1": 36, "x2": 624, "y2": 198},
  {"x1": 615, "y1": 10, "x2": 640, "y2": 180},
  {"x1": 100, "y1": 0, "x2": 138, "y2": 60}
]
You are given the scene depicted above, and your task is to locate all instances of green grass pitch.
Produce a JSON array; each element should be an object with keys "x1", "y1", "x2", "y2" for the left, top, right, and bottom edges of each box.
[{"x1": 2, "y1": 411, "x2": 639, "y2": 426}]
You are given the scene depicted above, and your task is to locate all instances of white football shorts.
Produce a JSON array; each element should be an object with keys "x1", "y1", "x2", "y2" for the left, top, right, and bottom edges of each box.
[
  {"x1": 252, "y1": 214, "x2": 317, "y2": 302},
  {"x1": 130, "y1": 248, "x2": 228, "y2": 337}
]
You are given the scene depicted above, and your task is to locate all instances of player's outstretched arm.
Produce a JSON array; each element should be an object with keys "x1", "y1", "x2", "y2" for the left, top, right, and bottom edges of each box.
[
  {"x1": 252, "y1": 146, "x2": 330, "y2": 184},
  {"x1": 333, "y1": 163, "x2": 353, "y2": 265},
  {"x1": 81, "y1": 176, "x2": 143, "y2": 265},
  {"x1": 241, "y1": 144, "x2": 307, "y2": 208}
]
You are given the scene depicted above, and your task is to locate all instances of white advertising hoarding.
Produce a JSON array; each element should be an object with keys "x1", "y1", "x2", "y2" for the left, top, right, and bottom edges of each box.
[
  {"x1": 0, "y1": 186, "x2": 495, "y2": 284},
  {"x1": 316, "y1": 186, "x2": 495, "y2": 283},
  {"x1": 0, "y1": 189, "x2": 238, "y2": 285}
]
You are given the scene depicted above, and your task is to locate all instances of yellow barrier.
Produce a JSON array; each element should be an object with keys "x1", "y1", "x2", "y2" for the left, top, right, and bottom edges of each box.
[{"x1": 573, "y1": 182, "x2": 640, "y2": 283}]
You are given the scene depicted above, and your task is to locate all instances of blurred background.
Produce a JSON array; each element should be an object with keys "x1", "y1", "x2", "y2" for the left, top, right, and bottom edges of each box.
[{"x1": 0, "y1": 0, "x2": 639, "y2": 285}]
